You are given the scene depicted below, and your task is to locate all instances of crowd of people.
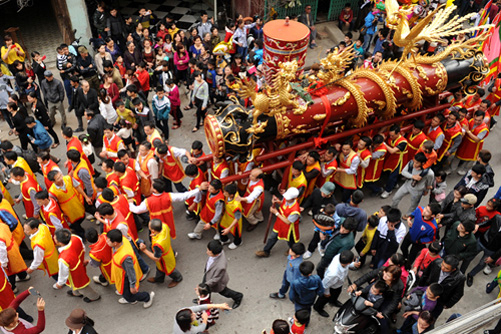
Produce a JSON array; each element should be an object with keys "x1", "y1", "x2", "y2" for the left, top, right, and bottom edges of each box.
[{"x1": 0, "y1": 0, "x2": 500, "y2": 333}]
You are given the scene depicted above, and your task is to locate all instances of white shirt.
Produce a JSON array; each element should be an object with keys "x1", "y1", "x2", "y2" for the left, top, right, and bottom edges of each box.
[
  {"x1": 105, "y1": 214, "x2": 129, "y2": 240},
  {"x1": 129, "y1": 189, "x2": 201, "y2": 213},
  {"x1": 29, "y1": 230, "x2": 45, "y2": 271},
  {"x1": 0, "y1": 241, "x2": 8, "y2": 267},
  {"x1": 243, "y1": 180, "x2": 264, "y2": 203},
  {"x1": 56, "y1": 238, "x2": 86, "y2": 287},
  {"x1": 342, "y1": 154, "x2": 360, "y2": 175},
  {"x1": 206, "y1": 253, "x2": 221, "y2": 272},
  {"x1": 99, "y1": 100, "x2": 118, "y2": 124},
  {"x1": 135, "y1": 155, "x2": 159, "y2": 180},
  {"x1": 376, "y1": 216, "x2": 407, "y2": 244},
  {"x1": 322, "y1": 254, "x2": 355, "y2": 290}
]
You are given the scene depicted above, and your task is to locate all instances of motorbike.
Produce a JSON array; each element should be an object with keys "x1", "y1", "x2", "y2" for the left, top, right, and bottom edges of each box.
[{"x1": 332, "y1": 292, "x2": 381, "y2": 334}]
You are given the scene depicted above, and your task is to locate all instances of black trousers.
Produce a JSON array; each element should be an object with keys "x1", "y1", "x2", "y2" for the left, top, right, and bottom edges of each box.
[
  {"x1": 307, "y1": 231, "x2": 321, "y2": 253},
  {"x1": 218, "y1": 224, "x2": 242, "y2": 246},
  {"x1": 314, "y1": 286, "x2": 342, "y2": 311},
  {"x1": 400, "y1": 233, "x2": 426, "y2": 266},
  {"x1": 122, "y1": 275, "x2": 150, "y2": 303},
  {"x1": 194, "y1": 98, "x2": 206, "y2": 130},
  {"x1": 8, "y1": 270, "x2": 27, "y2": 290},
  {"x1": 218, "y1": 286, "x2": 243, "y2": 302}
]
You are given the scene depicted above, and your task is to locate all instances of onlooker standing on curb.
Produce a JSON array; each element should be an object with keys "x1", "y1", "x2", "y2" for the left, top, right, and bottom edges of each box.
[
  {"x1": 299, "y1": 5, "x2": 317, "y2": 48},
  {"x1": 41, "y1": 70, "x2": 66, "y2": 128}
]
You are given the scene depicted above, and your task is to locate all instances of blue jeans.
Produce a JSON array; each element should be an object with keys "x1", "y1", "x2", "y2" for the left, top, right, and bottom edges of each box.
[
  {"x1": 385, "y1": 168, "x2": 400, "y2": 193},
  {"x1": 237, "y1": 46, "x2": 248, "y2": 59},
  {"x1": 63, "y1": 79, "x2": 72, "y2": 107},
  {"x1": 278, "y1": 270, "x2": 291, "y2": 297},
  {"x1": 362, "y1": 33, "x2": 374, "y2": 53},
  {"x1": 130, "y1": 239, "x2": 150, "y2": 274},
  {"x1": 468, "y1": 240, "x2": 494, "y2": 277}
]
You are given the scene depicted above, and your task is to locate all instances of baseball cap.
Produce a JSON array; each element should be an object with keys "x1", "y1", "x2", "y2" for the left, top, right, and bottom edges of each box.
[
  {"x1": 283, "y1": 187, "x2": 299, "y2": 201},
  {"x1": 43, "y1": 70, "x2": 53, "y2": 77},
  {"x1": 320, "y1": 182, "x2": 335, "y2": 195},
  {"x1": 461, "y1": 194, "x2": 477, "y2": 205}
]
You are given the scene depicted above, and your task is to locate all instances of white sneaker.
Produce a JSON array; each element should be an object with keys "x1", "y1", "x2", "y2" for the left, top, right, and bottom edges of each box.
[
  {"x1": 317, "y1": 242, "x2": 325, "y2": 256},
  {"x1": 187, "y1": 233, "x2": 202, "y2": 240},
  {"x1": 92, "y1": 276, "x2": 109, "y2": 286},
  {"x1": 13, "y1": 287, "x2": 18, "y2": 294},
  {"x1": 308, "y1": 210, "x2": 313, "y2": 216},
  {"x1": 380, "y1": 191, "x2": 392, "y2": 199},
  {"x1": 213, "y1": 233, "x2": 221, "y2": 240},
  {"x1": 484, "y1": 265, "x2": 493, "y2": 275},
  {"x1": 140, "y1": 268, "x2": 150, "y2": 282},
  {"x1": 115, "y1": 290, "x2": 121, "y2": 296},
  {"x1": 144, "y1": 291, "x2": 155, "y2": 308},
  {"x1": 457, "y1": 169, "x2": 467, "y2": 176},
  {"x1": 303, "y1": 251, "x2": 312, "y2": 259},
  {"x1": 118, "y1": 298, "x2": 137, "y2": 304},
  {"x1": 228, "y1": 242, "x2": 240, "y2": 250},
  {"x1": 16, "y1": 274, "x2": 30, "y2": 282}
]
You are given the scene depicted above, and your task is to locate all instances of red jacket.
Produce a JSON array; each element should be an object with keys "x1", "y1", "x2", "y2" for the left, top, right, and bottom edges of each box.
[{"x1": 135, "y1": 69, "x2": 150, "y2": 92}]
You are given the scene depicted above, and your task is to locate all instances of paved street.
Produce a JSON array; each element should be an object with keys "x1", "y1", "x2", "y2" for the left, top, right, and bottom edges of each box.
[{"x1": 1, "y1": 36, "x2": 499, "y2": 334}]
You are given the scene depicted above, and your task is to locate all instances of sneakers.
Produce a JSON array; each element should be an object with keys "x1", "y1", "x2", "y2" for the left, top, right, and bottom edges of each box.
[
  {"x1": 255, "y1": 250, "x2": 269, "y2": 258},
  {"x1": 317, "y1": 242, "x2": 325, "y2": 257},
  {"x1": 269, "y1": 292, "x2": 285, "y2": 299},
  {"x1": 457, "y1": 169, "x2": 467, "y2": 176},
  {"x1": 308, "y1": 209, "x2": 313, "y2": 216},
  {"x1": 228, "y1": 242, "x2": 240, "y2": 250},
  {"x1": 486, "y1": 280, "x2": 497, "y2": 294},
  {"x1": 484, "y1": 265, "x2": 493, "y2": 275},
  {"x1": 380, "y1": 191, "x2": 392, "y2": 199},
  {"x1": 187, "y1": 233, "x2": 202, "y2": 240},
  {"x1": 140, "y1": 268, "x2": 150, "y2": 282},
  {"x1": 303, "y1": 251, "x2": 312, "y2": 259},
  {"x1": 118, "y1": 298, "x2": 137, "y2": 304},
  {"x1": 144, "y1": 292, "x2": 155, "y2": 308},
  {"x1": 16, "y1": 274, "x2": 30, "y2": 282},
  {"x1": 213, "y1": 233, "x2": 221, "y2": 241},
  {"x1": 92, "y1": 276, "x2": 109, "y2": 287},
  {"x1": 220, "y1": 239, "x2": 231, "y2": 245}
]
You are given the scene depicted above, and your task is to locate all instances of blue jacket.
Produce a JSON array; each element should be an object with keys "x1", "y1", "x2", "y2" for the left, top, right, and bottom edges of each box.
[
  {"x1": 31, "y1": 120, "x2": 52, "y2": 150},
  {"x1": 289, "y1": 275, "x2": 324, "y2": 306},
  {"x1": 364, "y1": 12, "x2": 378, "y2": 36},
  {"x1": 336, "y1": 203, "x2": 368, "y2": 232},
  {"x1": 152, "y1": 95, "x2": 170, "y2": 121},
  {"x1": 285, "y1": 255, "x2": 303, "y2": 283},
  {"x1": 408, "y1": 207, "x2": 437, "y2": 244}
]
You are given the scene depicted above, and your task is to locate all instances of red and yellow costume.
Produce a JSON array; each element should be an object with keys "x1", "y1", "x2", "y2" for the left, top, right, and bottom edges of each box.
[
  {"x1": 103, "y1": 211, "x2": 135, "y2": 241},
  {"x1": 356, "y1": 148, "x2": 372, "y2": 188},
  {"x1": 317, "y1": 159, "x2": 338, "y2": 187},
  {"x1": 210, "y1": 160, "x2": 230, "y2": 181},
  {"x1": 106, "y1": 171, "x2": 121, "y2": 195},
  {"x1": 158, "y1": 147, "x2": 185, "y2": 183},
  {"x1": 220, "y1": 197, "x2": 243, "y2": 237},
  {"x1": 404, "y1": 131, "x2": 427, "y2": 166},
  {"x1": 39, "y1": 197, "x2": 69, "y2": 237},
  {"x1": 287, "y1": 169, "x2": 307, "y2": 204},
  {"x1": 151, "y1": 224, "x2": 176, "y2": 275},
  {"x1": 0, "y1": 198, "x2": 24, "y2": 246},
  {"x1": 13, "y1": 157, "x2": 34, "y2": 180},
  {"x1": 427, "y1": 126, "x2": 444, "y2": 148},
  {"x1": 147, "y1": 129, "x2": 163, "y2": 147},
  {"x1": 20, "y1": 173, "x2": 42, "y2": 218},
  {"x1": 119, "y1": 167, "x2": 141, "y2": 204},
  {"x1": 58, "y1": 235, "x2": 90, "y2": 290},
  {"x1": 111, "y1": 195, "x2": 138, "y2": 241},
  {"x1": 383, "y1": 135, "x2": 408, "y2": 173},
  {"x1": 200, "y1": 190, "x2": 225, "y2": 225},
  {"x1": 242, "y1": 179, "x2": 265, "y2": 217},
  {"x1": 0, "y1": 223, "x2": 26, "y2": 276},
  {"x1": 487, "y1": 78, "x2": 501, "y2": 116},
  {"x1": 67, "y1": 136, "x2": 95, "y2": 175},
  {"x1": 463, "y1": 95, "x2": 482, "y2": 110},
  {"x1": 437, "y1": 122, "x2": 463, "y2": 162},
  {"x1": 111, "y1": 236, "x2": 143, "y2": 294},
  {"x1": 40, "y1": 159, "x2": 59, "y2": 189},
  {"x1": 137, "y1": 150, "x2": 155, "y2": 197},
  {"x1": 30, "y1": 224, "x2": 59, "y2": 276},
  {"x1": 89, "y1": 233, "x2": 113, "y2": 282},
  {"x1": 0, "y1": 183, "x2": 13, "y2": 206},
  {"x1": 70, "y1": 159, "x2": 95, "y2": 200},
  {"x1": 48, "y1": 175, "x2": 85, "y2": 224},
  {"x1": 333, "y1": 150, "x2": 357, "y2": 190},
  {"x1": 304, "y1": 161, "x2": 321, "y2": 198},
  {"x1": 0, "y1": 266, "x2": 14, "y2": 311},
  {"x1": 456, "y1": 120, "x2": 489, "y2": 161},
  {"x1": 185, "y1": 167, "x2": 206, "y2": 215},
  {"x1": 103, "y1": 134, "x2": 124, "y2": 162},
  {"x1": 273, "y1": 198, "x2": 300, "y2": 242}
]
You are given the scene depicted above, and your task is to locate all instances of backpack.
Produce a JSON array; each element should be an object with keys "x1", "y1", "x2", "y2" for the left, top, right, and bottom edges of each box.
[{"x1": 21, "y1": 149, "x2": 40, "y2": 174}]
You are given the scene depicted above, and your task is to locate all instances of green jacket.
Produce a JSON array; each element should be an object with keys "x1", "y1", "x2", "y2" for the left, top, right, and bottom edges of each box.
[
  {"x1": 318, "y1": 232, "x2": 354, "y2": 274},
  {"x1": 443, "y1": 221, "x2": 477, "y2": 260}
]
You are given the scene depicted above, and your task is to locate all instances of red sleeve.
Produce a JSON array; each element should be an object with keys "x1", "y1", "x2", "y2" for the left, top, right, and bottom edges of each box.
[
  {"x1": 413, "y1": 248, "x2": 427, "y2": 269},
  {"x1": 349, "y1": 11, "x2": 353, "y2": 22},
  {"x1": 111, "y1": 85, "x2": 120, "y2": 104},
  {"x1": 8, "y1": 290, "x2": 30, "y2": 310},
  {"x1": 20, "y1": 310, "x2": 45, "y2": 334}
]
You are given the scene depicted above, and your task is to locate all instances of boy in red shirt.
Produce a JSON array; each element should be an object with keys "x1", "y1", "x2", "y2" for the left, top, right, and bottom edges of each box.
[{"x1": 135, "y1": 62, "x2": 150, "y2": 93}]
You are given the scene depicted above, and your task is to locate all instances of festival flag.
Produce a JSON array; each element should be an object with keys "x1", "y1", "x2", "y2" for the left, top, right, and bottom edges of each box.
[
  {"x1": 481, "y1": 12, "x2": 501, "y2": 85},
  {"x1": 474, "y1": 0, "x2": 493, "y2": 36}
]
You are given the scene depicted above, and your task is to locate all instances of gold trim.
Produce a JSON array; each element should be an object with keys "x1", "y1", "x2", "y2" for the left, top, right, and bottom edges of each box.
[
  {"x1": 378, "y1": 62, "x2": 423, "y2": 111},
  {"x1": 433, "y1": 62, "x2": 448, "y2": 93},
  {"x1": 336, "y1": 78, "x2": 369, "y2": 127},
  {"x1": 353, "y1": 69, "x2": 397, "y2": 119},
  {"x1": 204, "y1": 115, "x2": 225, "y2": 158}
]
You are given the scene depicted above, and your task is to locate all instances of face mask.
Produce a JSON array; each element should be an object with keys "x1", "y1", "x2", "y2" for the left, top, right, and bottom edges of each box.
[{"x1": 11, "y1": 180, "x2": 20, "y2": 185}]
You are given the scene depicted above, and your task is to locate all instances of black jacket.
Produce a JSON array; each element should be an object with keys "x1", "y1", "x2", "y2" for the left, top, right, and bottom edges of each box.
[
  {"x1": 418, "y1": 258, "x2": 465, "y2": 308},
  {"x1": 353, "y1": 267, "x2": 404, "y2": 316},
  {"x1": 301, "y1": 188, "x2": 338, "y2": 215},
  {"x1": 76, "y1": 88, "x2": 99, "y2": 115},
  {"x1": 481, "y1": 215, "x2": 501, "y2": 254},
  {"x1": 107, "y1": 14, "x2": 125, "y2": 37},
  {"x1": 86, "y1": 114, "x2": 107, "y2": 148},
  {"x1": 32, "y1": 60, "x2": 47, "y2": 84},
  {"x1": 31, "y1": 100, "x2": 51, "y2": 127},
  {"x1": 67, "y1": 323, "x2": 97, "y2": 334}
]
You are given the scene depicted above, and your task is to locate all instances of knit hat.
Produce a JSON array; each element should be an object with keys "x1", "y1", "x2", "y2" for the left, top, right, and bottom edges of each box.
[
  {"x1": 320, "y1": 182, "x2": 335, "y2": 195},
  {"x1": 65, "y1": 308, "x2": 86, "y2": 329},
  {"x1": 461, "y1": 193, "x2": 477, "y2": 205},
  {"x1": 43, "y1": 70, "x2": 53, "y2": 77},
  {"x1": 283, "y1": 187, "x2": 299, "y2": 201}
]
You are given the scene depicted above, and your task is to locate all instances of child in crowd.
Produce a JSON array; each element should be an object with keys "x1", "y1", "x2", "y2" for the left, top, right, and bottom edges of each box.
[
  {"x1": 289, "y1": 261, "x2": 324, "y2": 327},
  {"x1": 411, "y1": 241, "x2": 442, "y2": 277},
  {"x1": 79, "y1": 134, "x2": 95, "y2": 164},
  {"x1": 355, "y1": 214, "x2": 379, "y2": 266},
  {"x1": 354, "y1": 280, "x2": 388, "y2": 316},
  {"x1": 304, "y1": 203, "x2": 339, "y2": 259},
  {"x1": 166, "y1": 79, "x2": 182, "y2": 129},
  {"x1": 117, "y1": 119, "x2": 135, "y2": 153},
  {"x1": 384, "y1": 253, "x2": 409, "y2": 288},
  {"x1": 288, "y1": 309, "x2": 309, "y2": 334},
  {"x1": 430, "y1": 171, "x2": 447, "y2": 204},
  {"x1": 195, "y1": 283, "x2": 219, "y2": 328},
  {"x1": 270, "y1": 243, "x2": 305, "y2": 300},
  {"x1": 219, "y1": 183, "x2": 243, "y2": 249},
  {"x1": 400, "y1": 284, "x2": 443, "y2": 333}
]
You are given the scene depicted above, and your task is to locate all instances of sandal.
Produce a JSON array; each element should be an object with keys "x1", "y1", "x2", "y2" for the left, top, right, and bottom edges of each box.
[
  {"x1": 8, "y1": 130, "x2": 13, "y2": 136},
  {"x1": 172, "y1": 125, "x2": 179, "y2": 129},
  {"x1": 192, "y1": 127, "x2": 198, "y2": 133}
]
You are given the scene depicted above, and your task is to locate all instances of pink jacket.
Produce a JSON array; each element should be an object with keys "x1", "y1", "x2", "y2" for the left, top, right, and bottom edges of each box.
[
  {"x1": 168, "y1": 85, "x2": 181, "y2": 107},
  {"x1": 173, "y1": 51, "x2": 189, "y2": 71}
]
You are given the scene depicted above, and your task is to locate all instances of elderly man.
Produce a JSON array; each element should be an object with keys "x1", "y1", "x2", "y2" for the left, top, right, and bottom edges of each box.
[
  {"x1": 239, "y1": 168, "x2": 266, "y2": 232},
  {"x1": 41, "y1": 70, "x2": 66, "y2": 128},
  {"x1": 75, "y1": 80, "x2": 99, "y2": 132},
  {"x1": 299, "y1": 5, "x2": 317, "y2": 48}
]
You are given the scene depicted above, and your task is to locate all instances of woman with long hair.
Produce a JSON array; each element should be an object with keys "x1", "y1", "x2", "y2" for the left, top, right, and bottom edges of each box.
[
  {"x1": 100, "y1": 73, "x2": 120, "y2": 107},
  {"x1": 174, "y1": 43, "x2": 190, "y2": 86},
  {"x1": 105, "y1": 37, "x2": 121, "y2": 62},
  {"x1": 98, "y1": 88, "x2": 118, "y2": 125}
]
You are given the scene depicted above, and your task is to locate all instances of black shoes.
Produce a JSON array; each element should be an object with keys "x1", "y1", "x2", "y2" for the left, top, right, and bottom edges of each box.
[
  {"x1": 314, "y1": 307, "x2": 330, "y2": 318},
  {"x1": 329, "y1": 300, "x2": 343, "y2": 308},
  {"x1": 232, "y1": 295, "x2": 243, "y2": 309},
  {"x1": 466, "y1": 273, "x2": 474, "y2": 287}
]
